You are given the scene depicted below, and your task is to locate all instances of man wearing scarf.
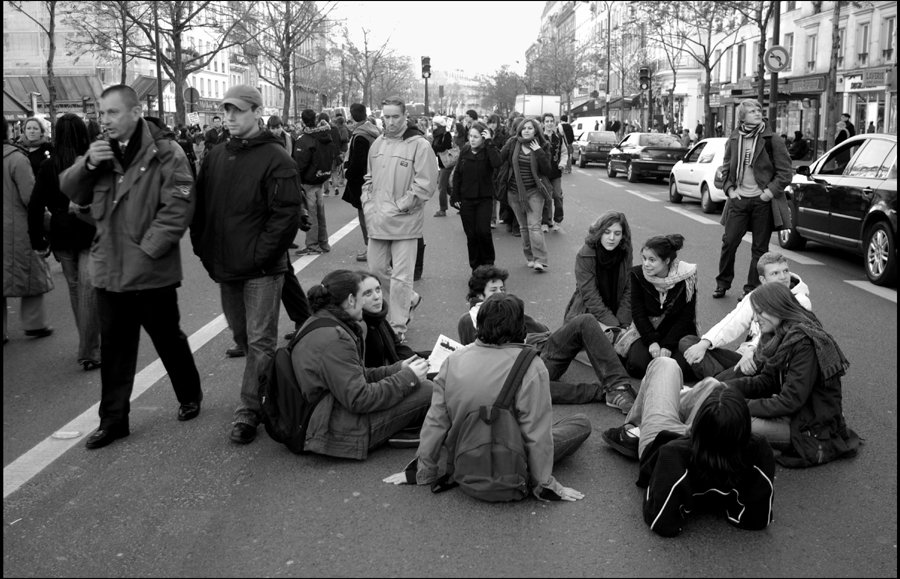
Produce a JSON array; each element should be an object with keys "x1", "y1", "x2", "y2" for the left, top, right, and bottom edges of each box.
[
  {"x1": 714, "y1": 100, "x2": 793, "y2": 300},
  {"x1": 342, "y1": 103, "x2": 382, "y2": 261}
]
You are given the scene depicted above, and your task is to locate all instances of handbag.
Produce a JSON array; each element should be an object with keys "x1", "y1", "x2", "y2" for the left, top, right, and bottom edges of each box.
[{"x1": 438, "y1": 143, "x2": 459, "y2": 168}]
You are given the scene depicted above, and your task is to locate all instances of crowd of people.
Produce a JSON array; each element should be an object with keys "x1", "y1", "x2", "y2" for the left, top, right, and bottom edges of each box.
[{"x1": 2, "y1": 90, "x2": 862, "y2": 537}]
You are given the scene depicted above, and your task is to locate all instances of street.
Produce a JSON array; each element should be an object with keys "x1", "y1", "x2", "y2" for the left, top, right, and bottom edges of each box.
[{"x1": 3, "y1": 168, "x2": 897, "y2": 577}]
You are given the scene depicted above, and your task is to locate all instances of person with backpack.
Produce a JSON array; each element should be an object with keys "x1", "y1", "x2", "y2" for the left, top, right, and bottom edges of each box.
[
  {"x1": 713, "y1": 99, "x2": 793, "y2": 301},
  {"x1": 431, "y1": 115, "x2": 454, "y2": 218},
  {"x1": 294, "y1": 109, "x2": 334, "y2": 255},
  {"x1": 342, "y1": 103, "x2": 382, "y2": 262},
  {"x1": 383, "y1": 292, "x2": 590, "y2": 502},
  {"x1": 318, "y1": 112, "x2": 343, "y2": 197},
  {"x1": 331, "y1": 114, "x2": 351, "y2": 193},
  {"x1": 450, "y1": 121, "x2": 501, "y2": 270},
  {"x1": 290, "y1": 270, "x2": 433, "y2": 458}
]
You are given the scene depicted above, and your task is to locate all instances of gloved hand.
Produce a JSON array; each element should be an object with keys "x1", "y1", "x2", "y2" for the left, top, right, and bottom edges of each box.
[{"x1": 299, "y1": 215, "x2": 312, "y2": 232}]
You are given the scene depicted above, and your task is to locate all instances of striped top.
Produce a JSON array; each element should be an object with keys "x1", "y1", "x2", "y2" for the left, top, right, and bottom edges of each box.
[{"x1": 509, "y1": 151, "x2": 537, "y2": 191}]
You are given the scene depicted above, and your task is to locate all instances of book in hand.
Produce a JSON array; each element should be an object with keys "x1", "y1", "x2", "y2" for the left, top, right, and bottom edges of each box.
[{"x1": 426, "y1": 334, "x2": 463, "y2": 374}]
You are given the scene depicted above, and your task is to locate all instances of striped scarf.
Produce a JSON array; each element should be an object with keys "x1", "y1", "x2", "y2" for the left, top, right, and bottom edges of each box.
[{"x1": 735, "y1": 121, "x2": 766, "y2": 185}]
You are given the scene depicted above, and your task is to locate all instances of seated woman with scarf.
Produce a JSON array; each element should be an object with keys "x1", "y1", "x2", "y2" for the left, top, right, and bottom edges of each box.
[{"x1": 620, "y1": 234, "x2": 698, "y2": 381}]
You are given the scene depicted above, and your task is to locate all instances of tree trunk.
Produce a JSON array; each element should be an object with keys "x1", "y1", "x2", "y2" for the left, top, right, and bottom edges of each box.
[
  {"x1": 825, "y1": 0, "x2": 842, "y2": 150},
  {"x1": 120, "y1": 4, "x2": 127, "y2": 84},
  {"x1": 282, "y1": 63, "x2": 292, "y2": 120},
  {"x1": 47, "y1": 1, "x2": 57, "y2": 130},
  {"x1": 704, "y1": 66, "x2": 714, "y2": 141},
  {"x1": 757, "y1": 7, "x2": 768, "y2": 106}
]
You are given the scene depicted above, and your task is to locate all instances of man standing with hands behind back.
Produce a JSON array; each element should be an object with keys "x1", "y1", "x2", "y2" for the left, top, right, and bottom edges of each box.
[{"x1": 60, "y1": 85, "x2": 202, "y2": 449}]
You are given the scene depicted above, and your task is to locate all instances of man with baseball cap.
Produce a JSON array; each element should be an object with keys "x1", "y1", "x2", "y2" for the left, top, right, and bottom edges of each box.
[{"x1": 190, "y1": 84, "x2": 305, "y2": 445}]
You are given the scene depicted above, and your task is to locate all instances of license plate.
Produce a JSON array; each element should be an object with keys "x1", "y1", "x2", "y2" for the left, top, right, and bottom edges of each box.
[{"x1": 658, "y1": 165, "x2": 670, "y2": 171}]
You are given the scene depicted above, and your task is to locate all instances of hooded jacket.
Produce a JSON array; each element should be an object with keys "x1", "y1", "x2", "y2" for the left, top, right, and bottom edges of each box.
[
  {"x1": 564, "y1": 242, "x2": 633, "y2": 327},
  {"x1": 4, "y1": 143, "x2": 53, "y2": 298},
  {"x1": 362, "y1": 123, "x2": 438, "y2": 240},
  {"x1": 342, "y1": 121, "x2": 381, "y2": 209},
  {"x1": 294, "y1": 122, "x2": 335, "y2": 185},
  {"x1": 190, "y1": 129, "x2": 302, "y2": 283},
  {"x1": 60, "y1": 119, "x2": 194, "y2": 292}
]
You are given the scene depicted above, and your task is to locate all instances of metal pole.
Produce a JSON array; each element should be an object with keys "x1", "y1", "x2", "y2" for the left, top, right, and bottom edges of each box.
[
  {"x1": 768, "y1": 0, "x2": 781, "y2": 125},
  {"x1": 606, "y1": 1, "x2": 611, "y2": 121},
  {"x1": 154, "y1": 0, "x2": 164, "y2": 119},
  {"x1": 424, "y1": 77, "x2": 429, "y2": 116}
]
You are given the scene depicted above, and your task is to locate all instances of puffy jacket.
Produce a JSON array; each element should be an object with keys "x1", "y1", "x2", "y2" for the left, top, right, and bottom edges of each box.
[
  {"x1": 4, "y1": 143, "x2": 52, "y2": 298},
  {"x1": 190, "y1": 129, "x2": 303, "y2": 283},
  {"x1": 629, "y1": 265, "x2": 698, "y2": 351},
  {"x1": 291, "y1": 310, "x2": 424, "y2": 460},
  {"x1": 294, "y1": 123, "x2": 334, "y2": 185},
  {"x1": 362, "y1": 124, "x2": 438, "y2": 240},
  {"x1": 450, "y1": 140, "x2": 501, "y2": 202},
  {"x1": 60, "y1": 119, "x2": 194, "y2": 292},
  {"x1": 564, "y1": 243, "x2": 633, "y2": 327}
]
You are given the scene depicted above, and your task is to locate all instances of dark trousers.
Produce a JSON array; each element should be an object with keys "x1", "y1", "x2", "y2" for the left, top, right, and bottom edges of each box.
[
  {"x1": 459, "y1": 197, "x2": 496, "y2": 270},
  {"x1": 358, "y1": 205, "x2": 368, "y2": 245},
  {"x1": 281, "y1": 259, "x2": 311, "y2": 329},
  {"x1": 716, "y1": 196, "x2": 775, "y2": 293},
  {"x1": 678, "y1": 335, "x2": 743, "y2": 380},
  {"x1": 551, "y1": 414, "x2": 592, "y2": 463},
  {"x1": 96, "y1": 285, "x2": 202, "y2": 429},
  {"x1": 626, "y1": 339, "x2": 696, "y2": 382},
  {"x1": 438, "y1": 167, "x2": 452, "y2": 211}
]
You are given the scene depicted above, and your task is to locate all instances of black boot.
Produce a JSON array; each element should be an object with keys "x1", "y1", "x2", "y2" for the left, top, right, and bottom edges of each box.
[{"x1": 414, "y1": 238, "x2": 425, "y2": 281}]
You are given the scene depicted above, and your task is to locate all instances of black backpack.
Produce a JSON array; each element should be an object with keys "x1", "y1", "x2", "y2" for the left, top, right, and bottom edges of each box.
[
  {"x1": 258, "y1": 318, "x2": 340, "y2": 453},
  {"x1": 302, "y1": 140, "x2": 335, "y2": 185}
]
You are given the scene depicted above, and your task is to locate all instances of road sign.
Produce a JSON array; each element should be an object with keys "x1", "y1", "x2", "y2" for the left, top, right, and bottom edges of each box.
[
  {"x1": 764, "y1": 45, "x2": 791, "y2": 73},
  {"x1": 184, "y1": 87, "x2": 200, "y2": 104}
]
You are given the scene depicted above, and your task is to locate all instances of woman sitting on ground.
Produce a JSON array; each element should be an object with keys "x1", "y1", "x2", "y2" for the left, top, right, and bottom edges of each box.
[
  {"x1": 291, "y1": 270, "x2": 433, "y2": 459},
  {"x1": 357, "y1": 272, "x2": 431, "y2": 370}
]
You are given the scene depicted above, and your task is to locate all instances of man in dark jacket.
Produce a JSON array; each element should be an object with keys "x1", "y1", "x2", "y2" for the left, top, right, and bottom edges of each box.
[
  {"x1": 205, "y1": 115, "x2": 224, "y2": 148},
  {"x1": 542, "y1": 113, "x2": 568, "y2": 231},
  {"x1": 431, "y1": 115, "x2": 454, "y2": 217},
  {"x1": 318, "y1": 112, "x2": 343, "y2": 197},
  {"x1": 60, "y1": 85, "x2": 202, "y2": 449},
  {"x1": 840, "y1": 112, "x2": 856, "y2": 137},
  {"x1": 294, "y1": 110, "x2": 333, "y2": 254},
  {"x1": 558, "y1": 114, "x2": 575, "y2": 173},
  {"x1": 342, "y1": 103, "x2": 381, "y2": 261},
  {"x1": 190, "y1": 84, "x2": 302, "y2": 445}
]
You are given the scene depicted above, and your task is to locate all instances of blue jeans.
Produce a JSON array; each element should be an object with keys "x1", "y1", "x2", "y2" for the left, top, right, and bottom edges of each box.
[
  {"x1": 368, "y1": 380, "x2": 435, "y2": 449},
  {"x1": 539, "y1": 314, "x2": 632, "y2": 404},
  {"x1": 552, "y1": 414, "x2": 592, "y2": 463},
  {"x1": 220, "y1": 275, "x2": 284, "y2": 426},
  {"x1": 303, "y1": 184, "x2": 330, "y2": 251},
  {"x1": 541, "y1": 177, "x2": 564, "y2": 225},
  {"x1": 716, "y1": 196, "x2": 774, "y2": 293},
  {"x1": 678, "y1": 335, "x2": 743, "y2": 380},
  {"x1": 507, "y1": 189, "x2": 547, "y2": 266},
  {"x1": 54, "y1": 247, "x2": 101, "y2": 363}
]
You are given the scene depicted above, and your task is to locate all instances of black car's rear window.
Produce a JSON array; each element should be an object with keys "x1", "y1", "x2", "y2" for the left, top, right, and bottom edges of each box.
[
  {"x1": 638, "y1": 134, "x2": 683, "y2": 147},
  {"x1": 587, "y1": 132, "x2": 617, "y2": 143}
]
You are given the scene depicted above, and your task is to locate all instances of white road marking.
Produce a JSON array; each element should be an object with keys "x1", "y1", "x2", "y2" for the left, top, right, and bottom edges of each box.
[
  {"x1": 3, "y1": 219, "x2": 361, "y2": 499},
  {"x1": 665, "y1": 206, "x2": 719, "y2": 225},
  {"x1": 576, "y1": 169, "x2": 590, "y2": 176},
  {"x1": 844, "y1": 280, "x2": 898, "y2": 303},
  {"x1": 603, "y1": 179, "x2": 624, "y2": 187},
  {"x1": 740, "y1": 233, "x2": 824, "y2": 265},
  {"x1": 624, "y1": 189, "x2": 661, "y2": 202}
]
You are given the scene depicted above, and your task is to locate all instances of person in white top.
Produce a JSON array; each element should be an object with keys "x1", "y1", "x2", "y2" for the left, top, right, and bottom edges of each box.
[{"x1": 679, "y1": 252, "x2": 811, "y2": 380}]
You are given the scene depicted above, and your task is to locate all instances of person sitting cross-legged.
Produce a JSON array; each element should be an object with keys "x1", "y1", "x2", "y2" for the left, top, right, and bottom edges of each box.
[
  {"x1": 458, "y1": 265, "x2": 635, "y2": 412},
  {"x1": 383, "y1": 292, "x2": 591, "y2": 501}
]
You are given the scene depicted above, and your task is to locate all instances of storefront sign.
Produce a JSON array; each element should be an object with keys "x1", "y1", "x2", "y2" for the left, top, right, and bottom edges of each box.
[
  {"x1": 708, "y1": 93, "x2": 721, "y2": 107},
  {"x1": 863, "y1": 69, "x2": 886, "y2": 88},
  {"x1": 721, "y1": 89, "x2": 732, "y2": 98},
  {"x1": 788, "y1": 76, "x2": 825, "y2": 93},
  {"x1": 736, "y1": 78, "x2": 754, "y2": 90}
]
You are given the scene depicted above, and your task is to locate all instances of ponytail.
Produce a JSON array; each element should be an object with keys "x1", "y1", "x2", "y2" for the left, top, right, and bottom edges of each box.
[
  {"x1": 307, "y1": 270, "x2": 365, "y2": 312},
  {"x1": 643, "y1": 233, "x2": 685, "y2": 262}
]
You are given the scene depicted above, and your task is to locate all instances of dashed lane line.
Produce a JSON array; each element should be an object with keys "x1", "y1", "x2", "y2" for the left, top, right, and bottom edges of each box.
[
  {"x1": 844, "y1": 281, "x2": 898, "y2": 303},
  {"x1": 603, "y1": 179, "x2": 624, "y2": 188},
  {"x1": 624, "y1": 189, "x2": 661, "y2": 202},
  {"x1": 2, "y1": 219, "x2": 361, "y2": 499},
  {"x1": 665, "y1": 206, "x2": 719, "y2": 225}
]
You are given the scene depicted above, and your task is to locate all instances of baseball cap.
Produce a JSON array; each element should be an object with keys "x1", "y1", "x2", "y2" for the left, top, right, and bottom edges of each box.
[{"x1": 222, "y1": 85, "x2": 262, "y2": 111}]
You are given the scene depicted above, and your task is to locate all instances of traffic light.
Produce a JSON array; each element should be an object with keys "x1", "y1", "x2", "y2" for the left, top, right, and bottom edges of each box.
[
  {"x1": 639, "y1": 66, "x2": 650, "y2": 91},
  {"x1": 421, "y1": 56, "x2": 431, "y2": 79}
]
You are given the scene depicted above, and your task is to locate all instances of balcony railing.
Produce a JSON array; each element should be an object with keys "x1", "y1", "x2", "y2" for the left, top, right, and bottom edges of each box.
[
  {"x1": 806, "y1": 60, "x2": 816, "y2": 71},
  {"x1": 883, "y1": 48, "x2": 894, "y2": 60},
  {"x1": 858, "y1": 52, "x2": 868, "y2": 65}
]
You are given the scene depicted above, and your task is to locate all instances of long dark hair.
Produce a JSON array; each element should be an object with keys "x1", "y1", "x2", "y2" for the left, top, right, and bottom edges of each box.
[
  {"x1": 585, "y1": 210, "x2": 632, "y2": 251},
  {"x1": 515, "y1": 117, "x2": 547, "y2": 148},
  {"x1": 749, "y1": 282, "x2": 822, "y2": 338},
  {"x1": 690, "y1": 384, "x2": 752, "y2": 488},
  {"x1": 52, "y1": 113, "x2": 90, "y2": 176}
]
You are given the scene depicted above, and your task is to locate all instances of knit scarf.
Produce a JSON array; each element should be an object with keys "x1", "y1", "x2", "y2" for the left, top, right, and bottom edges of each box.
[
  {"x1": 362, "y1": 302, "x2": 399, "y2": 365},
  {"x1": 735, "y1": 121, "x2": 766, "y2": 185},
  {"x1": 643, "y1": 259, "x2": 698, "y2": 306},
  {"x1": 757, "y1": 320, "x2": 849, "y2": 391},
  {"x1": 511, "y1": 140, "x2": 541, "y2": 210}
]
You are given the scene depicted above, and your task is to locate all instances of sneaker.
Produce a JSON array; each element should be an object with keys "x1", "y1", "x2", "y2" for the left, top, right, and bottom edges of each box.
[
  {"x1": 226, "y1": 345, "x2": 245, "y2": 358},
  {"x1": 606, "y1": 386, "x2": 635, "y2": 414},
  {"x1": 356, "y1": 250, "x2": 368, "y2": 262},
  {"x1": 526, "y1": 261, "x2": 535, "y2": 268},
  {"x1": 434, "y1": 210, "x2": 447, "y2": 217},
  {"x1": 601, "y1": 424, "x2": 639, "y2": 459},
  {"x1": 533, "y1": 263, "x2": 545, "y2": 273},
  {"x1": 541, "y1": 224, "x2": 549, "y2": 233},
  {"x1": 551, "y1": 222, "x2": 561, "y2": 232},
  {"x1": 289, "y1": 242, "x2": 299, "y2": 249},
  {"x1": 387, "y1": 429, "x2": 421, "y2": 449}
]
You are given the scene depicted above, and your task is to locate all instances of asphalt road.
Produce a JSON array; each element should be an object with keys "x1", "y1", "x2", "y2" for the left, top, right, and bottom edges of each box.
[{"x1": 3, "y1": 167, "x2": 897, "y2": 577}]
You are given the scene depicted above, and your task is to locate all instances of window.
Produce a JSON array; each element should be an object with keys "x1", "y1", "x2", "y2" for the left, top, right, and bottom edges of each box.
[
  {"x1": 214, "y1": 80, "x2": 218, "y2": 98},
  {"x1": 818, "y1": 141, "x2": 862, "y2": 176},
  {"x1": 857, "y1": 22, "x2": 869, "y2": 64},
  {"x1": 214, "y1": 58, "x2": 218, "y2": 72},
  {"x1": 725, "y1": 47, "x2": 733, "y2": 81},
  {"x1": 845, "y1": 140, "x2": 895, "y2": 179},
  {"x1": 207, "y1": 79, "x2": 211, "y2": 96},
  {"x1": 713, "y1": 49, "x2": 722, "y2": 82},
  {"x1": 752, "y1": 40, "x2": 761, "y2": 74},
  {"x1": 806, "y1": 34, "x2": 817, "y2": 70},
  {"x1": 838, "y1": 28, "x2": 846, "y2": 66},
  {"x1": 737, "y1": 43, "x2": 746, "y2": 77},
  {"x1": 784, "y1": 33, "x2": 794, "y2": 71},
  {"x1": 685, "y1": 142, "x2": 706, "y2": 163},
  {"x1": 883, "y1": 18, "x2": 895, "y2": 61}
]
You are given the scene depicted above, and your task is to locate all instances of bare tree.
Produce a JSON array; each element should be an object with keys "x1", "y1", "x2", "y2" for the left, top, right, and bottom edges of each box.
[
  {"x1": 344, "y1": 28, "x2": 394, "y2": 109},
  {"x1": 528, "y1": 36, "x2": 593, "y2": 114},
  {"x1": 636, "y1": 2, "x2": 689, "y2": 132},
  {"x1": 64, "y1": 0, "x2": 146, "y2": 84},
  {"x1": 727, "y1": 1, "x2": 778, "y2": 107},
  {"x1": 242, "y1": 0, "x2": 336, "y2": 121},
  {"x1": 372, "y1": 54, "x2": 418, "y2": 107},
  {"x1": 477, "y1": 65, "x2": 521, "y2": 116},
  {"x1": 8, "y1": 1, "x2": 66, "y2": 128}
]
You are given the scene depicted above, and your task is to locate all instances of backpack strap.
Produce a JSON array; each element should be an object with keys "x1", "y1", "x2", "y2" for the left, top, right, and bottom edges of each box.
[
  {"x1": 481, "y1": 347, "x2": 539, "y2": 424},
  {"x1": 286, "y1": 317, "x2": 342, "y2": 353}
]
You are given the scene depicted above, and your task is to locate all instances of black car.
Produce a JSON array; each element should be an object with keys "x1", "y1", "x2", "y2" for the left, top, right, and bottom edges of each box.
[
  {"x1": 607, "y1": 133, "x2": 688, "y2": 183},
  {"x1": 573, "y1": 131, "x2": 618, "y2": 167},
  {"x1": 779, "y1": 133, "x2": 897, "y2": 286}
]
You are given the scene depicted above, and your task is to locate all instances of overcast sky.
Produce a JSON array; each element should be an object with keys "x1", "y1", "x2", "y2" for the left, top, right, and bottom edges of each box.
[{"x1": 331, "y1": 1, "x2": 546, "y2": 76}]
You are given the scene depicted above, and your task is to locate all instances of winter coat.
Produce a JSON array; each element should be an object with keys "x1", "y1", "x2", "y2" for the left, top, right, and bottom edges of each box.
[
  {"x1": 564, "y1": 242, "x2": 633, "y2": 327},
  {"x1": 457, "y1": 308, "x2": 549, "y2": 347},
  {"x1": 361, "y1": 304, "x2": 416, "y2": 368},
  {"x1": 450, "y1": 140, "x2": 502, "y2": 202},
  {"x1": 559, "y1": 122, "x2": 575, "y2": 145},
  {"x1": 60, "y1": 119, "x2": 194, "y2": 293},
  {"x1": 361, "y1": 124, "x2": 438, "y2": 240},
  {"x1": 28, "y1": 158, "x2": 97, "y2": 253},
  {"x1": 291, "y1": 309, "x2": 423, "y2": 460},
  {"x1": 294, "y1": 123, "x2": 335, "y2": 185},
  {"x1": 629, "y1": 265, "x2": 698, "y2": 351},
  {"x1": 21, "y1": 139, "x2": 53, "y2": 178},
  {"x1": 546, "y1": 132, "x2": 569, "y2": 180},
  {"x1": 190, "y1": 129, "x2": 303, "y2": 283},
  {"x1": 342, "y1": 121, "x2": 380, "y2": 209},
  {"x1": 431, "y1": 126, "x2": 453, "y2": 170},
  {"x1": 720, "y1": 122, "x2": 794, "y2": 231},
  {"x1": 3, "y1": 143, "x2": 52, "y2": 298},
  {"x1": 494, "y1": 137, "x2": 552, "y2": 201}
]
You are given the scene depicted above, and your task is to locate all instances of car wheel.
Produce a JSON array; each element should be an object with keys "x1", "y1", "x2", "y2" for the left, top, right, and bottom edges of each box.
[
  {"x1": 626, "y1": 162, "x2": 639, "y2": 183},
  {"x1": 669, "y1": 178, "x2": 683, "y2": 204},
  {"x1": 607, "y1": 161, "x2": 618, "y2": 178},
  {"x1": 865, "y1": 221, "x2": 897, "y2": 286},
  {"x1": 579, "y1": 153, "x2": 586, "y2": 168},
  {"x1": 700, "y1": 183, "x2": 715, "y2": 213},
  {"x1": 778, "y1": 205, "x2": 806, "y2": 250}
]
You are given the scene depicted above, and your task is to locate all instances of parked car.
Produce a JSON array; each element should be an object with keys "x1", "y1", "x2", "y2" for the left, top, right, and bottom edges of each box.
[
  {"x1": 779, "y1": 133, "x2": 897, "y2": 286},
  {"x1": 607, "y1": 132, "x2": 687, "y2": 183},
  {"x1": 573, "y1": 131, "x2": 618, "y2": 167},
  {"x1": 668, "y1": 137, "x2": 729, "y2": 213}
]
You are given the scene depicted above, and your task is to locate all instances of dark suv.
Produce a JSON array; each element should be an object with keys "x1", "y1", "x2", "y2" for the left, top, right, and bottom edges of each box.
[{"x1": 779, "y1": 134, "x2": 897, "y2": 286}]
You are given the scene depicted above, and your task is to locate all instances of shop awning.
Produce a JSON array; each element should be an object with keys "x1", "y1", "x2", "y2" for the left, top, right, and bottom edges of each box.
[
  {"x1": 4, "y1": 75, "x2": 104, "y2": 105},
  {"x1": 131, "y1": 75, "x2": 171, "y2": 101},
  {"x1": 3, "y1": 88, "x2": 32, "y2": 120}
]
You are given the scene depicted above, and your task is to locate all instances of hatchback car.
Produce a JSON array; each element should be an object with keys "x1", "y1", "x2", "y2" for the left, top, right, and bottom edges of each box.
[
  {"x1": 607, "y1": 132, "x2": 687, "y2": 183},
  {"x1": 779, "y1": 133, "x2": 897, "y2": 286},
  {"x1": 573, "y1": 131, "x2": 618, "y2": 167},
  {"x1": 668, "y1": 138, "x2": 729, "y2": 213}
]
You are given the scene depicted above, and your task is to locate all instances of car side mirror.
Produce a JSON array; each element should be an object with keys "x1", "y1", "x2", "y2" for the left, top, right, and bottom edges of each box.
[{"x1": 796, "y1": 165, "x2": 811, "y2": 177}]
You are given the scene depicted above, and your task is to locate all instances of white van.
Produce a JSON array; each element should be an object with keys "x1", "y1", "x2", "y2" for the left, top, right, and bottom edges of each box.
[{"x1": 571, "y1": 116, "x2": 608, "y2": 139}]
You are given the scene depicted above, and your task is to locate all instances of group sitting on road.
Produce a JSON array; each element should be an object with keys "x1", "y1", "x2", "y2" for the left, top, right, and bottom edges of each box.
[{"x1": 3, "y1": 93, "x2": 863, "y2": 537}]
